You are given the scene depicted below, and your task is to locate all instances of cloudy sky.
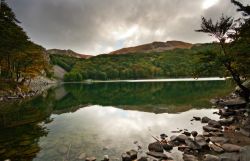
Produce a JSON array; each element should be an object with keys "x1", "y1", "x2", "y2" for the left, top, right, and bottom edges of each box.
[{"x1": 7, "y1": 0, "x2": 248, "y2": 55}]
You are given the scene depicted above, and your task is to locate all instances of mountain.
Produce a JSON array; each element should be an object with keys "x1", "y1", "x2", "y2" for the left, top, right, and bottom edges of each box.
[
  {"x1": 110, "y1": 40, "x2": 193, "y2": 55},
  {"x1": 47, "y1": 49, "x2": 92, "y2": 59}
]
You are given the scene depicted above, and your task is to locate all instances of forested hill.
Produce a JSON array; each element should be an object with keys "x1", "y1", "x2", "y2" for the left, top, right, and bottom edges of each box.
[{"x1": 49, "y1": 43, "x2": 226, "y2": 81}]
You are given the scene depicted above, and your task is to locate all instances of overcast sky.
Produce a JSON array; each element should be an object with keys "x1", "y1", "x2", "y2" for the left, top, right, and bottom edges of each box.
[{"x1": 7, "y1": 0, "x2": 249, "y2": 55}]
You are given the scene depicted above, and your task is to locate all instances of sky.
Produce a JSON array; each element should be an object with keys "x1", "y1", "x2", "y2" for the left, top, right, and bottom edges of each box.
[{"x1": 7, "y1": 0, "x2": 249, "y2": 55}]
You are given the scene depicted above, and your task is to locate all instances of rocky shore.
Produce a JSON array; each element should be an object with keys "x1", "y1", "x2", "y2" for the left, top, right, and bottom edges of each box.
[{"x1": 0, "y1": 76, "x2": 58, "y2": 102}]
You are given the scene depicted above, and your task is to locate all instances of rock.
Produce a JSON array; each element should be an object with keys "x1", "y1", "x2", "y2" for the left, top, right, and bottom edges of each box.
[
  {"x1": 185, "y1": 138, "x2": 201, "y2": 150},
  {"x1": 78, "y1": 153, "x2": 86, "y2": 160},
  {"x1": 122, "y1": 153, "x2": 131, "y2": 161},
  {"x1": 183, "y1": 154, "x2": 198, "y2": 161},
  {"x1": 210, "y1": 137, "x2": 229, "y2": 144},
  {"x1": 202, "y1": 117, "x2": 211, "y2": 123},
  {"x1": 195, "y1": 135, "x2": 208, "y2": 149},
  {"x1": 219, "y1": 98, "x2": 247, "y2": 108},
  {"x1": 203, "y1": 125, "x2": 221, "y2": 132},
  {"x1": 240, "y1": 128, "x2": 250, "y2": 137},
  {"x1": 240, "y1": 146, "x2": 250, "y2": 161},
  {"x1": 146, "y1": 151, "x2": 168, "y2": 159},
  {"x1": 222, "y1": 144, "x2": 241, "y2": 152},
  {"x1": 170, "y1": 135, "x2": 177, "y2": 141},
  {"x1": 219, "y1": 152, "x2": 240, "y2": 161},
  {"x1": 208, "y1": 120, "x2": 222, "y2": 128},
  {"x1": 162, "y1": 143, "x2": 173, "y2": 151},
  {"x1": 203, "y1": 154, "x2": 220, "y2": 161},
  {"x1": 191, "y1": 131, "x2": 198, "y2": 137},
  {"x1": 209, "y1": 144, "x2": 224, "y2": 153},
  {"x1": 126, "y1": 149, "x2": 137, "y2": 160},
  {"x1": 176, "y1": 134, "x2": 188, "y2": 142},
  {"x1": 137, "y1": 157, "x2": 148, "y2": 161},
  {"x1": 219, "y1": 117, "x2": 234, "y2": 126},
  {"x1": 160, "y1": 134, "x2": 168, "y2": 140},
  {"x1": 148, "y1": 142, "x2": 163, "y2": 153},
  {"x1": 86, "y1": 157, "x2": 96, "y2": 161},
  {"x1": 193, "y1": 116, "x2": 201, "y2": 121},
  {"x1": 183, "y1": 131, "x2": 191, "y2": 136}
]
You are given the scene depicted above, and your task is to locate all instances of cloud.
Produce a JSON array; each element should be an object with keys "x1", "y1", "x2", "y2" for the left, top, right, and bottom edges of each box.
[{"x1": 7, "y1": 0, "x2": 247, "y2": 55}]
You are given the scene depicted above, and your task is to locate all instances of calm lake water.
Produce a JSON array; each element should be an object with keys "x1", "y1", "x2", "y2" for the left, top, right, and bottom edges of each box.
[{"x1": 0, "y1": 80, "x2": 234, "y2": 161}]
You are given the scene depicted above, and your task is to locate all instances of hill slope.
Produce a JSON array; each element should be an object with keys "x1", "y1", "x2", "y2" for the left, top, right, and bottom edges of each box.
[
  {"x1": 47, "y1": 49, "x2": 92, "y2": 59},
  {"x1": 110, "y1": 41, "x2": 193, "y2": 55}
]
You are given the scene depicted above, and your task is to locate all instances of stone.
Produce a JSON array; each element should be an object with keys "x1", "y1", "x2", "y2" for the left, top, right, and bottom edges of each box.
[
  {"x1": 162, "y1": 143, "x2": 173, "y2": 151},
  {"x1": 195, "y1": 135, "x2": 208, "y2": 149},
  {"x1": 191, "y1": 131, "x2": 198, "y2": 137},
  {"x1": 170, "y1": 135, "x2": 177, "y2": 141},
  {"x1": 202, "y1": 117, "x2": 211, "y2": 123},
  {"x1": 210, "y1": 137, "x2": 229, "y2": 144},
  {"x1": 176, "y1": 134, "x2": 188, "y2": 142},
  {"x1": 208, "y1": 120, "x2": 222, "y2": 128},
  {"x1": 146, "y1": 151, "x2": 168, "y2": 159},
  {"x1": 209, "y1": 144, "x2": 224, "y2": 153},
  {"x1": 122, "y1": 153, "x2": 131, "y2": 161},
  {"x1": 203, "y1": 154, "x2": 220, "y2": 161},
  {"x1": 185, "y1": 138, "x2": 201, "y2": 150},
  {"x1": 160, "y1": 134, "x2": 168, "y2": 140},
  {"x1": 127, "y1": 150, "x2": 137, "y2": 160},
  {"x1": 219, "y1": 99, "x2": 247, "y2": 108},
  {"x1": 137, "y1": 157, "x2": 148, "y2": 161},
  {"x1": 240, "y1": 146, "x2": 250, "y2": 161},
  {"x1": 240, "y1": 128, "x2": 250, "y2": 137},
  {"x1": 193, "y1": 116, "x2": 201, "y2": 121},
  {"x1": 148, "y1": 142, "x2": 163, "y2": 153},
  {"x1": 222, "y1": 144, "x2": 241, "y2": 152},
  {"x1": 183, "y1": 154, "x2": 198, "y2": 161},
  {"x1": 78, "y1": 153, "x2": 86, "y2": 160},
  {"x1": 219, "y1": 152, "x2": 240, "y2": 161},
  {"x1": 219, "y1": 117, "x2": 234, "y2": 126},
  {"x1": 86, "y1": 157, "x2": 96, "y2": 161},
  {"x1": 203, "y1": 125, "x2": 221, "y2": 132},
  {"x1": 183, "y1": 131, "x2": 191, "y2": 136},
  {"x1": 103, "y1": 155, "x2": 109, "y2": 161}
]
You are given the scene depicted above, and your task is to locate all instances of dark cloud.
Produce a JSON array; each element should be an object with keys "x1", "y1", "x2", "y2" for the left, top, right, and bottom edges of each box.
[{"x1": 7, "y1": 0, "x2": 248, "y2": 55}]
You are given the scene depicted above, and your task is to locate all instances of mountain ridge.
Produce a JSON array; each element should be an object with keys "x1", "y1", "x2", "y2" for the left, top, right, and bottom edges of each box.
[{"x1": 47, "y1": 49, "x2": 92, "y2": 59}]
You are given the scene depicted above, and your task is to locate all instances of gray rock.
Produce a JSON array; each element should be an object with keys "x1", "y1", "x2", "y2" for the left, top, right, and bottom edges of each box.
[
  {"x1": 170, "y1": 135, "x2": 177, "y2": 141},
  {"x1": 185, "y1": 138, "x2": 201, "y2": 150},
  {"x1": 240, "y1": 128, "x2": 250, "y2": 137},
  {"x1": 203, "y1": 154, "x2": 221, "y2": 161},
  {"x1": 240, "y1": 146, "x2": 250, "y2": 161},
  {"x1": 126, "y1": 149, "x2": 137, "y2": 160},
  {"x1": 148, "y1": 142, "x2": 163, "y2": 153},
  {"x1": 162, "y1": 143, "x2": 173, "y2": 151},
  {"x1": 219, "y1": 152, "x2": 240, "y2": 161},
  {"x1": 137, "y1": 157, "x2": 148, "y2": 161},
  {"x1": 177, "y1": 134, "x2": 189, "y2": 142},
  {"x1": 202, "y1": 117, "x2": 211, "y2": 123},
  {"x1": 183, "y1": 154, "x2": 198, "y2": 161},
  {"x1": 191, "y1": 131, "x2": 198, "y2": 137},
  {"x1": 203, "y1": 125, "x2": 221, "y2": 132},
  {"x1": 146, "y1": 151, "x2": 168, "y2": 159},
  {"x1": 222, "y1": 144, "x2": 241, "y2": 152},
  {"x1": 208, "y1": 120, "x2": 222, "y2": 128},
  {"x1": 122, "y1": 153, "x2": 131, "y2": 161},
  {"x1": 195, "y1": 135, "x2": 208, "y2": 149},
  {"x1": 219, "y1": 117, "x2": 234, "y2": 126},
  {"x1": 209, "y1": 144, "x2": 224, "y2": 153},
  {"x1": 193, "y1": 116, "x2": 201, "y2": 121},
  {"x1": 210, "y1": 137, "x2": 229, "y2": 144},
  {"x1": 86, "y1": 157, "x2": 96, "y2": 161}
]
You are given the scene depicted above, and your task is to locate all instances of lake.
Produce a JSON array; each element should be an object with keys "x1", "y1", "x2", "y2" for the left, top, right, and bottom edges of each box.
[{"x1": 0, "y1": 80, "x2": 234, "y2": 161}]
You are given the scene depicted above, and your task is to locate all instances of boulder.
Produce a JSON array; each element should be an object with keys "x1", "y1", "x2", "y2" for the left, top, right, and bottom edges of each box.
[
  {"x1": 185, "y1": 138, "x2": 201, "y2": 150},
  {"x1": 127, "y1": 150, "x2": 137, "y2": 160},
  {"x1": 170, "y1": 134, "x2": 188, "y2": 142},
  {"x1": 219, "y1": 98, "x2": 247, "y2": 108},
  {"x1": 219, "y1": 117, "x2": 234, "y2": 126},
  {"x1": 195, "y1": 135, "x2": 208, "y2": 149},
  {"x1": 202, "y1": 117, "x2": 211, "y2": 123},
  {"x1": 162, "y1": 143, "x2": 173, "y2": 151},
  {"x1": 146, "y1": 151, "x2": 168, "y2": 159},
  {"x1": 183, "y1": 131, "x2": 191, "y2": 136},
  {"x1": 210, "y1": 137, "x2": 229, "y2": 144},
  {"x1": 203, "y1": 125, "x2": 221, "y2": 132},
  {"x1": 203, "y1": 154, "x2": 220, "y2": 161},
  {"x1": 208, "y1": 120, "x2": 222, "y2": 128},
  {"x1": 121, "y1": 153, "x2": 131, "y2": 161},
  {"x1": 183, "y1": 154, "x2": 198, "y2": 161},
  {"x1": 240, "y1": 128, "x2": 250, "y2": 137},
  {"x1": 209, "y1": 144, "x2": 224, "y2": 153},
  {"x1": 148, "y1": 142, "x2": 163, "y2": 153},
  {"x1": 191, "y1": 131, "x2": 198, "y2": 137},
  {"x1": 219, "y1": 152, "x2": 240, "y2": 161},
  {"x1": 222, "y1": 144, "x2": 241, "y2": 152}
]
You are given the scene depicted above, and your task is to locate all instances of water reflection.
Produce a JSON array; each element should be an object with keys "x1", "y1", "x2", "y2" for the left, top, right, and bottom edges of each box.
[{"x1": 0, "y1": 81, "x2": 233, "y2": 160}]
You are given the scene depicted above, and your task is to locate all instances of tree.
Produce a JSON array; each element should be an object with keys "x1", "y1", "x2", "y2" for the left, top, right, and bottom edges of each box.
[{"x1": 196, "y1": 4, "x2": 250, "y2": 101}]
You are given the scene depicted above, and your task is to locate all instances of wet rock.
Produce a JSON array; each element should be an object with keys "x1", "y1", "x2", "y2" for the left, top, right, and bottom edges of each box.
[
  {"x1": 183, "y1": 131, "x2": 191, "y2": 136},
  {"x1": 185, "y1": 138, "x2": 201, "y2": 150},
  {"x1": 210, "y1": 137, "x2": 229, "y2": 144},
  {"x1": 176, "y1": 134, "x2": 188, "y2": 142},
  {"x1": 203, "y1": 125, "x2": 221, "y2": 132},
  {"x1": 203, "y1": 154, "x2": 220, "y2": 161},
  {"x1": 162, "y1": 143, "x2": 173, "y2": 151},
  {"x1": 219, "y1": 109, "x2": 236, "y2": 117},
  {"x1": 191, "y1": 131, "x2": 198, "y2": 137},
  {"x1": 219, "y1": 117, "x2": 234, "y2": 126},
  {"x1": 209, "y1": 144, "x2": 224, "y2": 153},
  {"x1": 202, "y1": 117, "x2": 211, "y2": 123},
  {"x1": 208, "y1": 120, "x2": 222, "y2": 128},
  {"x1": 78, "y1": 153, "x2": 86, "y2": 160},
  {"x1": 148, "y1": 142, "x2": 163, "y2": 153},
  {"x1": 86, "y1": 157, "x2": 96, "y2": 161},
  {"x1": 170, "y1": 135, "x2": 177, "y2": 141},
  {"x1": 160, "y1": 134, "x2": 168, "y2": 140},
  {"x1": 240, "y1": 128, "x2": 250, "y2": 137},
  {"x1": 127, "y1": 149, "x2": 137, "y2": 160},
  {"x1": 183, "y1": 154, "x2": 198, "y2": 161},
  {"x1": 146, "y1": 151, "x2": 168, "y2": 159},
  {"x1": 193, "y1": 116, "x2": 201, "y2": 121},
  {"x1": 195, "y1": 135, "x2": 208, "y2": 149},
  {"x1": 220, "y1": 152, "x2": 240, "y2": 161},
  {"x1": 122, "y1": 153, "x2": 131, "y2": 161},
  {"x1": 222, "y1": 144, "x2": 241, "y2": 152}
]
